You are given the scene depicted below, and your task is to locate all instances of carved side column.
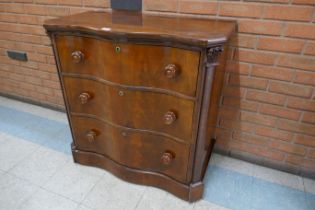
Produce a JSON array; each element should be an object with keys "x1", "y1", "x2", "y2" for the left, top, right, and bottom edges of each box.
[
  {"x1": 207, "y1": 46, "x2": 224, "y2": 64},
  {"x1": 192, "y1": 45, "x2": 224, "y2": 183}
]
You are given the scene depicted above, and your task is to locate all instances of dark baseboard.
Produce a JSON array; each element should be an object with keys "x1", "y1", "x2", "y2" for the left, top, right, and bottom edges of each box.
[
  {"x1": 0, "y1": 92, "x2": 65, "y2": 113},
  {"x1": 214, "y1": 147, "x2": 315, "y2": 180}
]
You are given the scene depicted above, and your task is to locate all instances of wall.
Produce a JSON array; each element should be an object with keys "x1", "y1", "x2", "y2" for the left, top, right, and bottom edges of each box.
[{"x1": 0, "y1": 0, "x2": 314, "y2": 178}]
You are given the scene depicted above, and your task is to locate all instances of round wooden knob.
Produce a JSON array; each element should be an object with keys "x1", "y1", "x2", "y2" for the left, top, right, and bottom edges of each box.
[
  {"x1": 164, "y1": 111, "x2": 177, "y2": 125},
  {"x1": 165, "y1": 64, "x2": 179, "y2": 79},
  {"x1": 71, "y1": 51, "x2": 84, "y2": 63},
  {"x1": 79, "y1": 92, "x2": 90, "y2": 104},
  {"x1": 161, "y1": 152, "x2": 174, "y2": 165},
  {"x1": 86, "y1": 130, "x2": 96, "y2": 143}
]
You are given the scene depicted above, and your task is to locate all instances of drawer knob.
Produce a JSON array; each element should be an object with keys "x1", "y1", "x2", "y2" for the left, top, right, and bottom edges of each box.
[
  {"x1": 71, "y1": 51, "x2": 84, "y2": 63},
  {"x1": 86, "y1": 130, "x2": 97, "y2": 143},
  {"x1": 164, "y1": 111, "x2": 176, "y2": 125},
  {"x1": 79, "y1": 92, "x2": 91, "y2": 104},
  {"x1": 165, "y1": 64, "x2": 179, "y2": 79},
  {"x1": 161, "y1": 152, "x2": 174, "y2": 165}
]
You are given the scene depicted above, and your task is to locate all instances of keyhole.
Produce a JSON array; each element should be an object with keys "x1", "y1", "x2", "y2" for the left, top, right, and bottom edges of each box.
[
  {"x1": 121, "y1": 131, "x2": 127, "y2": 137},
  {"x1": 115, "y1": 46, "x2": 121, "y2": 53},
  {"x1": 118, "y1": 90, "x2": 124, "y2": 96}
]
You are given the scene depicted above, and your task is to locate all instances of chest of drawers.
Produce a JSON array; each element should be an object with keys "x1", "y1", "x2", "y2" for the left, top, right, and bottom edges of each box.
[{"x1": 44, "y1": 11, "x2": 235, "y2": 202}]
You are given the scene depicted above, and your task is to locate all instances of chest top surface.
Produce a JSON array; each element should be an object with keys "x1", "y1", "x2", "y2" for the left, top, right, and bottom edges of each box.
[{"x1": 44, "y1": 10, "x2": 236, "y2": 47}]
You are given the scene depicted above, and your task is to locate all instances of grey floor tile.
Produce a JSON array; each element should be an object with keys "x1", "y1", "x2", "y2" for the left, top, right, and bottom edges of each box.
[
  {"x1": 83, "y1": 172, "x2": 146, "y2": 210},
  {"x1": 0, "y1": 132, "x2": 9, "y2": 143},
  {"x1": 0, "y1": 173, "x2": 38, "y2": 210},
  {"x1": 0, "y1": 136, "x2": 39, "y2": 171},
  {"x1": 18, "y1": 188, "x2": 79, "y2": 210},
  {"x1": 8, "y1": 146, "x2": 70, "y2": 186},
  {"x1": 252, "y1": 165, "x2": 304, "y2": 190},
  {"x1": 136, "y1": 187, "x2": 194, "y2": 210},
  {"x1": 42, "y1": 161, "x2": 104, "y2": 202},
  {"x1": 76, "y1": 205, "x2": 95, "y2": 210},
  {"x1": 0, "y1": 96, "x2": 67, "y2": 123},
  {"x1": 135, "y1": 187, "x2": 168, "y2": 210},
  {"x1": 210, "y1": 154, "x2": 255, "y2": 176},
  {"x1": 303, "y1": 178, "x2": 315, "y2": 194},
  {"x1": 194, "y1": 200, "x2": 232, "y2": 210},
  {"x1": 211, "y1": 154, "x2": 305, "y2": 191}
]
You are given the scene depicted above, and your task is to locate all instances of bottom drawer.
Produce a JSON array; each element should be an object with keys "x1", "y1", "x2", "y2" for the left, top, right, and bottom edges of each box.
[{"x1": 70, "y1": 115, "x2": 190, "y2": 183}]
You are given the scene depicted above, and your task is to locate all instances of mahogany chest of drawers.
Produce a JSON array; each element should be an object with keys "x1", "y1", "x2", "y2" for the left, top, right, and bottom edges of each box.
[{"x1": 44, "y1": 11, "x2": 235, "y2": 202}]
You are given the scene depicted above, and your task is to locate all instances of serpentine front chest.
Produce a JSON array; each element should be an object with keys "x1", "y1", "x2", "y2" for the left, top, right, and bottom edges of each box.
[{"x1": 44, "y1": 10, "x2": 235, "y2": 202}]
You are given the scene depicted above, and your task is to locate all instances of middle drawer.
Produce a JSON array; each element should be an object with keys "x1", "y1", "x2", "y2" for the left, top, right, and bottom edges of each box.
[{"x1": 63, "y1": 77, "x2": 194, "y2": 142}]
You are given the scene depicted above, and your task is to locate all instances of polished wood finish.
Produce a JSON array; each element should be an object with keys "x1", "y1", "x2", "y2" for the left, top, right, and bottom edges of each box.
[
  {"x1": 71, "y1": 116, "x2": 190, "y2": 182},
  {"x1": 55, "y1": 35, "x2": 200, "y2": 97},
  {"x1": 72, "y1": 147, "x2": 204, "y2": 201},
  {"x1": 63, "y1": 77, "x2": 194, "y2": 142},
  {"x1": 44, "y1": 10, "x2": 235, "y2": 47},
  {"x1": 44, "y1": 10, "x2": 235, "y2": 202}
]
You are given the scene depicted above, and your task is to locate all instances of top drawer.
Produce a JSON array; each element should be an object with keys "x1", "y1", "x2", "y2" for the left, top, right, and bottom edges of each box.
[{"x1": 55, "y1": 35, "x2": 200, "y2": 97}]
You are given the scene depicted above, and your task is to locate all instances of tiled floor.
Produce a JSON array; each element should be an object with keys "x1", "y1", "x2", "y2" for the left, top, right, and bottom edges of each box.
[{"x1": 0, "y1": 96, "x2": 314, "y2": 210}]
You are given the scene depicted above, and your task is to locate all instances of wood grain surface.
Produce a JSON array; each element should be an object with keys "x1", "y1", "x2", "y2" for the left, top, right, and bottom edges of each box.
[
  {"x1": 44, "y1": 10, "x2": 236, "y2": 47},
  {"x1": 63, "y1": 77, "x2": 195, "y2": 142},
  {"x1": 55, "y1": 35, "x2": 200, "y2": 97}
]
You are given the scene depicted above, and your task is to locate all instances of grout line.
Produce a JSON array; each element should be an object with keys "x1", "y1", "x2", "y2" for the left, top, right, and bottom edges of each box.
[
  {"x1": 3, "y1": 171, "x2": 81, "y2": 209},
  {"x1": 3, "y1": 140, "x2": 42, "y2": 173},
  {"x1": 15, "y1": 183, "x2": 43, "y2": 210},
  {"x1": 37, "y1": 168, "x2": 99, "y2": 205},
  {"x1": 75, "y1": 173, "x2": 105, "y2": 210},
  {"x1": 38, "y1": 186, "x2": 82, "y2": 204},
  {"x1": 301, "y1": 178, "x2": 309, "y2": 204},
  {"x1": 133, "y1": 186, "x2": 148, "y2": 210}
]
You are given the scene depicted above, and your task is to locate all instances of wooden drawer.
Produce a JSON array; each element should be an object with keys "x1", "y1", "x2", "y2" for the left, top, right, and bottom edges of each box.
[
  {"x1": 55, "y1": 35, "x2": 200, "y2": 97},
  {"x1": 71, "y1": 115, "x2": 190, "y2": 183},
  {"x1": 63, "y1": 77, "x2": 194, "y2": 142}
]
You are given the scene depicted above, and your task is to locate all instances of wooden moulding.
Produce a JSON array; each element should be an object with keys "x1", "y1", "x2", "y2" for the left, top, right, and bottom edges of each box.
[
  {"x1": 43, "y1": 11, "x2": 236, "y2": 48},
  {"x1": 72, "y1": 144, "x2": 204, "y2": 202}
]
